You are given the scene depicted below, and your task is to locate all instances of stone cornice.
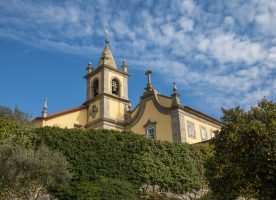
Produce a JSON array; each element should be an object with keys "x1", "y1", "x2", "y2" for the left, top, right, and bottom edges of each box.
[
  {"x1": 179, "y1": 105, "x2": 223, "y2": 126},
  {"x1": 83, "y1": 92, "x2": 129, "y2": 106},
  {"x1": 34, "y1": 105, "x2": 88, "y2": 121},
  {"x1": 129, "y1": 90, "x2": 223, "y2": 127},
  {"x1": 85, "y1": 117, "x2": 126, "y2": 128},
  {"x1": 84, "y1": 64, "x2": 129, "y2": 79}
]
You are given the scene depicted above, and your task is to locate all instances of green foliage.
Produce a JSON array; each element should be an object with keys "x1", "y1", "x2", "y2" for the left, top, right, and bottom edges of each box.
[
  {"x1": 0, "y1": 139, "x2": 72, "y2": 199},
  {"x1": 134, "y1": 142, "x2": 204, "y2": 193},
  {"x1": 0, "y1": 105, "x2": 213, "y2": 199},
  {"x1": 189, "y1": 143, "x2": 214, "y2": 187},
  {"x1": 0, "y1": 118, "x2": 20, "y2": 140},
  {"x1": 74, "y1": 178, "x2": 137, "y2": 200},
  {"x1": 32, "y1": 127, "x2": 211, "y2": 198},
  {"x1": 206, "y1": 99, "x2": 276, "y2": 199}
]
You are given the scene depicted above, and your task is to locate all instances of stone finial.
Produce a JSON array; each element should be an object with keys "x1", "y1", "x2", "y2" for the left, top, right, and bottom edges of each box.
[
  {"x1": 128, "y1": 99, "x2": 132, "y2": 110},
  {"x1": 145, "y1": 69, "x2": 152, "y2": 85},
  {"x1": 171, "y1": 82, "x2": 181, "y2": 106},
  {"x1": 87, "y1": 62, "x2": 93, "y2": 73},
  {"x1": 42, "y1": 97, "x2": 48, "y2": 118},
  {"x1": 121, "y1": 59, "x2": 128, "y2": 73},
  {"x1": 173, "y1": 82, "x2": 178, "y2": 94}
]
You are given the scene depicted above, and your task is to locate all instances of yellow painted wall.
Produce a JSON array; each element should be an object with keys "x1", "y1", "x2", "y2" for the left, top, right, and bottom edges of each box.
[
  {"x1": 43, "y1": 108, "x2": 87, "y2": 128},
  {"x1": 131, "y1": 100, "x2": 173, "y2": 142},
  {"x1": 157, "y1": 95, "x2": 172, "y2": 107},
  {"x1": 183, "y1": 114, "x2": 220, "y2": 144},
  {"x1": 108, "y1": 98, "x2": 125, "y2": 121}
]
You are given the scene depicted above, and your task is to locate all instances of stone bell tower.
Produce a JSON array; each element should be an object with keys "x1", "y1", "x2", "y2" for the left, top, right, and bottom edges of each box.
[{"x1": 83, "y1": 36, "x2": 130, "y2": 130}]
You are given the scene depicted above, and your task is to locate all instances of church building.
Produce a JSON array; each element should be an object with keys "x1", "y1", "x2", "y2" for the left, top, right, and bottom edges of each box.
[{"x1": 34, "y1": 38, "x2": 222, "y2": 144}]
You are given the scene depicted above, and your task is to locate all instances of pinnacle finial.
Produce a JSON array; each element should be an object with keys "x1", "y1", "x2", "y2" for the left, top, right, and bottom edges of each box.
[
  {"x1": 121, "y1": 59, "x2": 128, "y2": 73},
  {"x1": 87, "y1": 62, "x2": 93, "y2": 73},
  {"x1": 104, "y1": 26, "x2": 109, "y2": 45},
  {"x1": 145, "y1": 69, "x2": 152, "y2": 85},
  {"x1": 173, "y1": 82, "x2": 178, "y2": 93},
  {"x1": 171, "y1": 82, "x2": 180, "y2": 106},
  {"x1": 42, "y1": 97, "x2": 48, "y2": 118}
]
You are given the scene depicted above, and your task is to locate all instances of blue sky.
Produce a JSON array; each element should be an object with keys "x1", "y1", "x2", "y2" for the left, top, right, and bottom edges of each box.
[{"x1": 0, "y1": 0, "x2": 275, "y2": 120}]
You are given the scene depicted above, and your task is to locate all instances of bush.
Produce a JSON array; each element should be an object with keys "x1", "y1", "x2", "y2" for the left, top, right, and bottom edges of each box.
[
  {"x1": 32, "y1": 127, "x2": 212, "y2": 198},
  {"x1": 0, "y1": 139, "x2": 72, "y2": 199},
  {"x1": 75, "y1": 178, "x2": 137, "y2": 200}
]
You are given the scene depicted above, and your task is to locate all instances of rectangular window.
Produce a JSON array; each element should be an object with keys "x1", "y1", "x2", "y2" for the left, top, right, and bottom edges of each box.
[
  {"x1": 147, "y1": 127, "x2": 155, "y2": 139},
  {"x1": 187, "y1": 122, "x2": 195, "y2": 138},
  {"x1": 200, "y1": 127, "x2": 208, "y2": 140},
  {"x1": 211, "y1": 130, "x2": 216, "y2": 138}
]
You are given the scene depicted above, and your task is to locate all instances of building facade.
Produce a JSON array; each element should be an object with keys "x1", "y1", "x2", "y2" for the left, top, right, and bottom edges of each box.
[{"x1": 34, "y1": 40, "x2": 222, "y2": 144}]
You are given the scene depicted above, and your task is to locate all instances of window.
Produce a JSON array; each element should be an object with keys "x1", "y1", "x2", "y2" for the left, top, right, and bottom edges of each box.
[
  {"x1": 92, "y1": 79, "x2": 99, "y2": 97},
  {"x1": 187, "y1": 122, "x2": 195, "y2": 138},
  {"x1": 111, "y1": 78, "x2": 120, "y2": 96},
  {"x1": 211, "y1": 130, "x2": 216, "y2": 138},
  {"x1": 146, "y1": 127, "x2": 156, "y2": 139},
  {"x1": 200, "y1": 127, "x2": 208, "y2": 140},
  {"x1": 144, "y1": 120, "x2": 157, "y2": 140}
]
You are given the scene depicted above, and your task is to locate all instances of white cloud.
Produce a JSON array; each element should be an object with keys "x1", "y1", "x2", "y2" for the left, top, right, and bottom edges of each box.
[
  {"x1": 204, "y1": 33, "x2": 267, "y2": 65},
  {"x1": 0, "y1": 0, "x2": 275, "y2": 117},
  {"x1": 179, "y1": 17, "x2": 194, "y2": 32}
]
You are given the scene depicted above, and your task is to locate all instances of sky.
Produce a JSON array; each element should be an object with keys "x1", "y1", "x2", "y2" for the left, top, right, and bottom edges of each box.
[{"x1": 0, "y1": 0, "x2": 275, "y2": 120}]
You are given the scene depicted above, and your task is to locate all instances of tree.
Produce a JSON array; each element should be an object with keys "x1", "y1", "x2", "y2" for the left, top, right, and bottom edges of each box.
[
  {"x1": 0, "y1": 105, "x2": 31, "y2": 125},
  {"x1": 206, "y1": 99, "x2": 276, "y2": 199},
  {"x1": 0, "y1": 139, "x2": 72, "y2": 200}
]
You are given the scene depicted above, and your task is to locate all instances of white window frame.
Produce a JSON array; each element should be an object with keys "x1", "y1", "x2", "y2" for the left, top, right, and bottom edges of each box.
[
  {"x1": 200, "y1": 127, "x2": 208, "y2": 140},
  {"x1": 146, "y1": 127, "x2": 156, "y2": 139},
  {"x1": 211, "y1": 130, "x2": 216, "y2": 138},
  {"x1": 187, "y1": 122, "x2": 196, "y2": 138},
  {"x1": 144, "y1": 120, "x2": 157, "y2": 140}
]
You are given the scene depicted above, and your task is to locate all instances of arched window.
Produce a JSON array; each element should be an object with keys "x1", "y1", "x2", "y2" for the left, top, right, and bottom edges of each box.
[
  {"x1": 92, "y1": 79, "x2": 99, "y2": 97},
  {"x1": 111, "y1": 78, "x2": 120, "y2": 96}
]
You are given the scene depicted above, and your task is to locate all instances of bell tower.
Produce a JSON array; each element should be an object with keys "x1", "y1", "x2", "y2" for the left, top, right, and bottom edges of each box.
[{"x1": 83, "y1": 38, "x2": 130, "y2": 130}]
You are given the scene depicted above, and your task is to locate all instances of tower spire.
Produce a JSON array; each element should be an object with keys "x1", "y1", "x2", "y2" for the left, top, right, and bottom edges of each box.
[
  {"x1": 98, "y1": 27, "x2": 118, "y2": 69},
  {"x1": 42, "y1": 97, "x2": 48, "y2": 118}
]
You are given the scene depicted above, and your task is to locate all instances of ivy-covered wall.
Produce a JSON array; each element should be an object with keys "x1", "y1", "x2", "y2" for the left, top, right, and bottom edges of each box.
[{"x1": 32, "y1": 127, "x2": 213, "y2": 199}]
